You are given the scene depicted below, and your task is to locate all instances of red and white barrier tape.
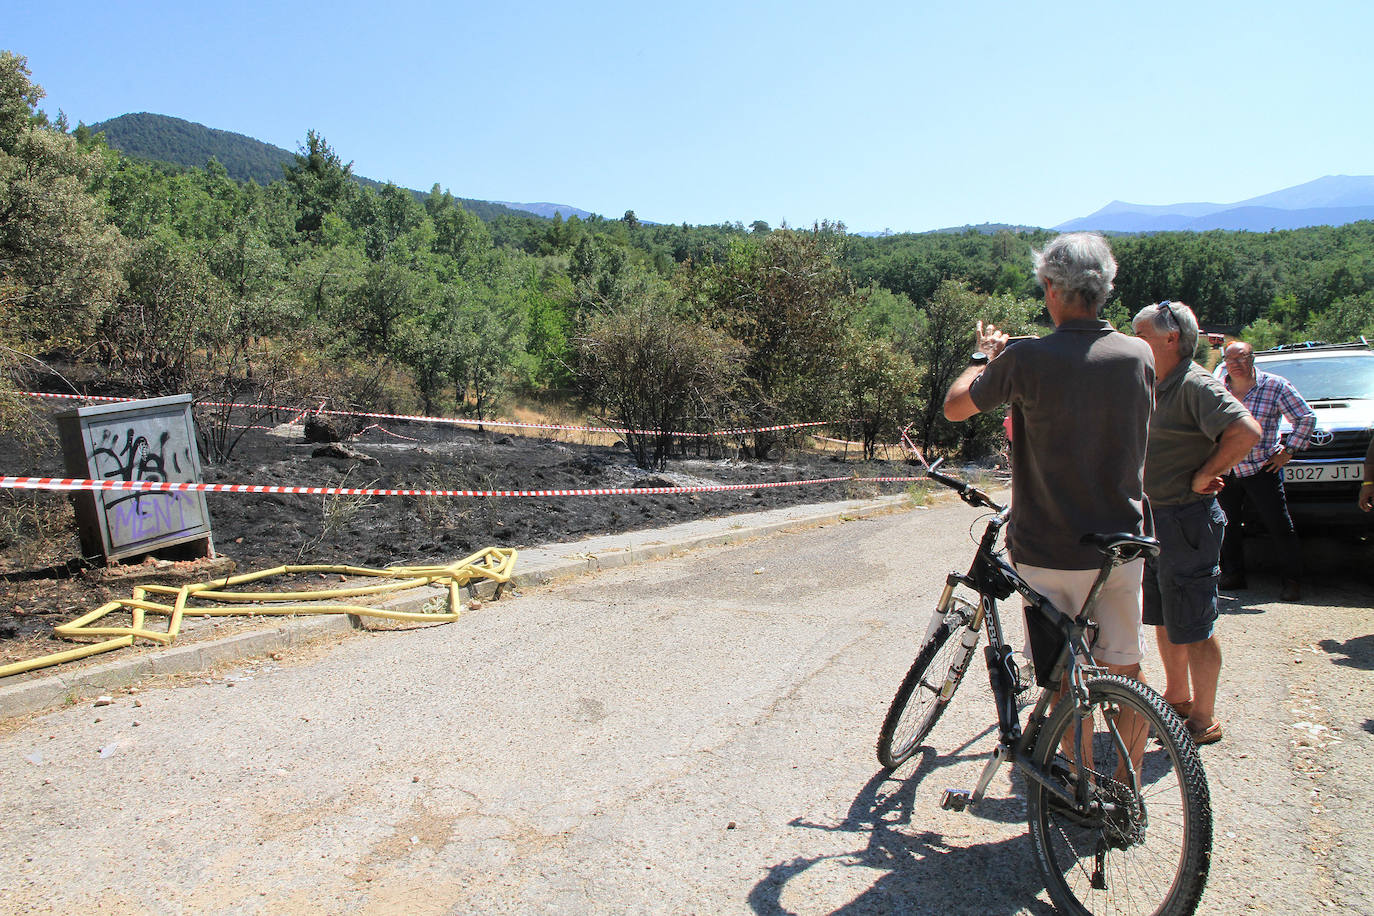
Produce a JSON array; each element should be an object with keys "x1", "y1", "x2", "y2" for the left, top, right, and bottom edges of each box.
[
  {"x1": 21, "y1": 392, "x2": 827, "y2": 439},
  {"x1": 21, "y1": 392, "x2": 128, "y2": 404},
  {"x1": 0, "y1": 474, "x2": 923, "y2": 499}
]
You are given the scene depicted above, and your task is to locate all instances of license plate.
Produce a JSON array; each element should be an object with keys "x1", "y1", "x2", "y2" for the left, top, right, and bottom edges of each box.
[{"x1": 1284, "y1": 461, "x2": 1364, "y2": 483}]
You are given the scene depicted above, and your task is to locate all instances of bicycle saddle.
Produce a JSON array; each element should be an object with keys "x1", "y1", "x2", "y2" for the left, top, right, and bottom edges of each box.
[{"x1": 1080, "y1": 532, "x2": 1161, "y2": 560}]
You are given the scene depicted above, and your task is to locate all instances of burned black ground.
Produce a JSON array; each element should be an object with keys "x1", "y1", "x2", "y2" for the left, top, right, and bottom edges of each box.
[{"x1": 1, "y1": 408, "x2": 915, "y2": 650}]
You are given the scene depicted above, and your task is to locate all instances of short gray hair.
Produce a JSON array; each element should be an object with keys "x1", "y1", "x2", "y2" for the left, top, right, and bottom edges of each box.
[
  {"x1": 1032, "y1": 232, "x2": 1117, "y2": 312},
  {"x1": 1132, "y1": 300, "x2": 1199, "y2": 359}
]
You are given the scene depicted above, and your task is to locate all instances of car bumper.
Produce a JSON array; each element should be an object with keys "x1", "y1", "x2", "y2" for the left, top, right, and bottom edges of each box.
[{"x1": 1277, "y1": 482, "x2": 1373, "y2": 532}]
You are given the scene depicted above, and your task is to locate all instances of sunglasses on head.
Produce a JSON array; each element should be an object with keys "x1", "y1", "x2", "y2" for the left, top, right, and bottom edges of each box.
[{"x1": 1155, "y1": 300, "x2": 1179, "y2": 331}]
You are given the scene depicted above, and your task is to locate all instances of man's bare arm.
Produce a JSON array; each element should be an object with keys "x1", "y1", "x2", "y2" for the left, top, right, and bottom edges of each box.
[
  {"x1": 1191, "y1": 415, "x2": 1262, "y2": 495},
  {"x1": 944, "y1": 366, "x2": 984, "y2": 421}
]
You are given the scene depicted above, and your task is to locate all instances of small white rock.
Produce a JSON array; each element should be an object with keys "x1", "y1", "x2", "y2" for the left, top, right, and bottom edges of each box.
[{"x1": 94, "y1": 696, "x2": 114, "y2": 707}]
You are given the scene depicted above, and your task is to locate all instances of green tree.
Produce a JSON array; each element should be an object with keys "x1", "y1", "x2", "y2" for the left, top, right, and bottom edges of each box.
[
  {"x1": 352, "y1": 182, "x2": 426, "y2": 262},
  {"x1": 1239, "y1": 317, "x2": 1289, "y2": 351},
  {"x1": 576, "y1": 274, "x2": 743, "y2": 469},
  {"x1": 855, "y1": 284, "x2": 916, "y2": 339},
  {"x1": 0, "y1": 51, "x2": 126, "y2": 354},
  {"x1": 348, "y1": 260, "x2": 426, "y2": 354},
  {"x1": 394, "y1": 282, "x2": 461, "y2": 416},
  {"x1": 427, "y1": 186, "x2": 491, "y2": 275},
  {"x1": 0, "y1": 51, "x2": 45, "y2": 150},
  {"x1": 282, "y1": 130, "x2": 356, "y2": 242},
  {"x1": 692, "y1": 228, "x2": 858, "y2": 453},
  {"x1": 105, "y1": 232, "x2": 207, "y2": 390},
  {"x1": 1303, "y1": 292, "x2": 1374, "y2": 343},
  {"x1": 450, "y1": 282, "x2": 528, "y2": 423},
  {"x1": 839, "y1": 329, "x2": 920, "y2": 459}
]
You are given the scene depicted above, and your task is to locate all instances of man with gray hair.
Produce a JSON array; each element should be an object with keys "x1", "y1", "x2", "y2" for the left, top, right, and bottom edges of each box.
[
  {"x1": 945, "y1": 233, "x2": 1155, "y2": 695},
  {"x1": 1133, "y1": 301, "x2": 1259, "y2": 745}
]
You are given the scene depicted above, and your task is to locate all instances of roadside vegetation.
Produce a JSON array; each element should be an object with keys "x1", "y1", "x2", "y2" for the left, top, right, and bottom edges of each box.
[{"x1": 4, "y1": 48, "x2": 1373, "y2": 481}]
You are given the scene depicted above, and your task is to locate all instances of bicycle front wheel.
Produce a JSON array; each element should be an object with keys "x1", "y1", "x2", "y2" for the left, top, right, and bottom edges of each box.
[
  {"x1": 1027, "y1": 674, "x2": 1212, "y2": 916},
  {"x1": 876, "y1": 594, "x2": 979, "y2": 769}
]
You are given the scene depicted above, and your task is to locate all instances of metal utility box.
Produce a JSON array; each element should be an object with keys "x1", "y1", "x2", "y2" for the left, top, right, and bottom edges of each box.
[{"x1": 54, "y1": 394, "x2": 214, "y2": 563}]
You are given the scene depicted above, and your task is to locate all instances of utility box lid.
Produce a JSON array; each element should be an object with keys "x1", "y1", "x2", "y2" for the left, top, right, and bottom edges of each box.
[{"x1": 54, "y1": 394, "x2": 214, "y2": 562}]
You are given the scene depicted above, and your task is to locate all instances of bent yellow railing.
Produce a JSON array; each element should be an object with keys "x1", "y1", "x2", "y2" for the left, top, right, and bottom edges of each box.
[{"x1": 0, "y1": 547, "x2": 516, "y2": 679}]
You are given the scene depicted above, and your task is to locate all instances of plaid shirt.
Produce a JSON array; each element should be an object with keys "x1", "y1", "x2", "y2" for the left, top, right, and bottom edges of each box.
[{"x1": 1224, "y1": 368, "x2": 1317, "y2": 477}]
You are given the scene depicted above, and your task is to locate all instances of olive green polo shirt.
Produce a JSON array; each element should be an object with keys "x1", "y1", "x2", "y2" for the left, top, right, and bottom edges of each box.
[{"x1": 1145, "y1": 360, "x2": 1251, "y2": 506}]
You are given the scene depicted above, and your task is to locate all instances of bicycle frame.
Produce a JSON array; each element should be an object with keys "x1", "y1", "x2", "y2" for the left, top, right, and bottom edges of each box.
[
  {"x1": 924, "y1": 467, "x2": 1142, "y2": 814},
  {"x1": 885, "y1": 460, "x2": 1210, "y2": 914}
]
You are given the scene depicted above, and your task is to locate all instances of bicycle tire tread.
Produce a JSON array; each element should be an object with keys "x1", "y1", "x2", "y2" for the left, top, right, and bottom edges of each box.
[
  {"x1": 876, "y1": 621, "x2": 965, "y2": 769},
  {"x1": 1028, "y1": 674, "x2": 1212, "y2": 916}
]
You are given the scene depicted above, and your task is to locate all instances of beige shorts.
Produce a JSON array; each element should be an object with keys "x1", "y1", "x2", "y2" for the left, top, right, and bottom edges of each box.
[{"x1": 1015, "y1": 559, "x2": 1145, "y2": 668}]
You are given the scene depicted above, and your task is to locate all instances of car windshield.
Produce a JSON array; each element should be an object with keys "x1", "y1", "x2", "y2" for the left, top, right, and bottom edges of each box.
[{"x1": 1257, "y1": 355, "x2": 1374, "y2": 400}]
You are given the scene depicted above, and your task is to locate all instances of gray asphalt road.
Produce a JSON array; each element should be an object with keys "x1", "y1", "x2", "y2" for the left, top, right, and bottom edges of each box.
[{"x1": 1, "y1": 502, "x2": 1370, "y2": 915}]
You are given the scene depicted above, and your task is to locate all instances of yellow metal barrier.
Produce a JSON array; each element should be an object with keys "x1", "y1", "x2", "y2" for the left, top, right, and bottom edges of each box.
[{"x1": 0, "y1": 547, "x2": 517, "y2": 679}]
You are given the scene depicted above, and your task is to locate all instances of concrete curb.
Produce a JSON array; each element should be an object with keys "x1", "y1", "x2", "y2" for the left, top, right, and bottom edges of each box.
[{"x1": 1, "y1": 494, "x2": 911, "y2": 720}]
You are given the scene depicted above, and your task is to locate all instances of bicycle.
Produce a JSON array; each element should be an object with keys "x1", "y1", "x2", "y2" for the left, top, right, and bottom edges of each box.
[{"x1": 877, "y1": 462, "x2": 1212, "y2": 916}]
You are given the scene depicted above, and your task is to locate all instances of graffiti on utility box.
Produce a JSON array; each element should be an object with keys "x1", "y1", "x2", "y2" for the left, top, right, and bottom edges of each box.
[{"x1": 55, "y1": 395, "x2": 214, "y2": 562}]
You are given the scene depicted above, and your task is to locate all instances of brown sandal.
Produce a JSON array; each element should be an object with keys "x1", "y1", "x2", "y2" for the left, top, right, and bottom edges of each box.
[
  {"x1": 1187, "y1": 720, "x2": 1223, "y2": 745},
  {"x1": 1168, "y1": 700, "x2": 1193, "y2": 721}
]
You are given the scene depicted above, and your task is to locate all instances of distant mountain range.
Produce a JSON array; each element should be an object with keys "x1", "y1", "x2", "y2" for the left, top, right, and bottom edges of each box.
[
  {"x1": 1055, "y1": 175, "x2": 1374, "y2": 233},
  {"x1": 857, "y1": 222, "x2": 1043, "y2": 238},
  {"x1": 87, "y1": 113, "x2": 593, "y2": 223},
  {"x1": 492, "y1": 201, "x2": 597, "y2": 221}
]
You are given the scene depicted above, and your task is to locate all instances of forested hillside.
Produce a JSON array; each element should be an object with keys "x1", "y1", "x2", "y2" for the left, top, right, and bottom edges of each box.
[
  {"x1": 88, "y1": 112, "x2": 292, "y2": 185},
  {"x1": 4, "y1": 50, "x2": 1373, "y2": 476},
  {"x1": 85, "y1": 112, "x2": 533, "y2": 222}
]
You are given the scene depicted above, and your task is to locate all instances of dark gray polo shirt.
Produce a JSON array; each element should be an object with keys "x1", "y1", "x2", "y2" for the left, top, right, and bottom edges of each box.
[
  {"x1": 970, "y1": 319, "x2": 1155, "y2": 570},
  {"x1": 1145, "y1": 360, "x2": 1251, "y2": 506}
]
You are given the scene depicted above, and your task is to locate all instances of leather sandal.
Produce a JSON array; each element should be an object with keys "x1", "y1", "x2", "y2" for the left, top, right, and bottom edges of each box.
[{"x1": 1187, "y1": 720, "x2": 1223, "y2": 745}]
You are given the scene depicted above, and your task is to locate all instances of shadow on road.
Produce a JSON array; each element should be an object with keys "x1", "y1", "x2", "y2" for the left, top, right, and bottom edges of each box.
[
  {"x1": 747, "y1": 762, "x2": 1054, "y2": 916},
  {"x1": 1221, "y1": 570, "x2": 1374, "y2": 618},
  {"x1": 1319, "y1": 634, "x2": 1374, "y2": 670}
]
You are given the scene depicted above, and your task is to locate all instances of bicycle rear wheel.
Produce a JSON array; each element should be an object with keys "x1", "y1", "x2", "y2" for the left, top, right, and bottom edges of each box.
[
  {"x1": 876, "y1": 594, "x2": 979, "y2": 769},
  {"x1": 1027, "y1": 674, "x2": 1211, "y2": 916}
]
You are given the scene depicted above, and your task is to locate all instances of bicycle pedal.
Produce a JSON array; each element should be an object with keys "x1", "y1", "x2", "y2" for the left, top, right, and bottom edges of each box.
[{"x1": 940, "y1": 789, "x2": 972, "y2": 812}]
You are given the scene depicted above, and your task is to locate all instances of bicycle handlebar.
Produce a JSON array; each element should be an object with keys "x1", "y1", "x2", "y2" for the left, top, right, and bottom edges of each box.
[{"x1": 924, "y1": 466, "x2": 1005, "y2": 512}]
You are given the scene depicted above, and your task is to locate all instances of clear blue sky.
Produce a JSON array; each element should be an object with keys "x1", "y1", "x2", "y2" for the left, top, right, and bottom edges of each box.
[{"x1": 8, "y1": 0, "x2": 1371, "y2": 232}]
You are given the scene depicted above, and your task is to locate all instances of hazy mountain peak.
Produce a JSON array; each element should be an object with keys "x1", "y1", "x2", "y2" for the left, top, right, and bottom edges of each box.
[
  {"x1": 493, "y1": 201, "x2": 597, "y2": 221},
  {"x1": 1057, "y1": 175, "x2": 1374, "y2": 233}
]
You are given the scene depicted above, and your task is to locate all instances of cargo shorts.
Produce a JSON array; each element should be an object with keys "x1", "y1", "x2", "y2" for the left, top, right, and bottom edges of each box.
[{"x1": 1143, "y1": 498, "x2": 1225, "y2": 644}]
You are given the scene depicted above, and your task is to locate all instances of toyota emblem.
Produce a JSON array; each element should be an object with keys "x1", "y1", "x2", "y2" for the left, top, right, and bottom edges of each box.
[{"x1": 1309, "y1": 429, "x2": 1334, "y2": 446}]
